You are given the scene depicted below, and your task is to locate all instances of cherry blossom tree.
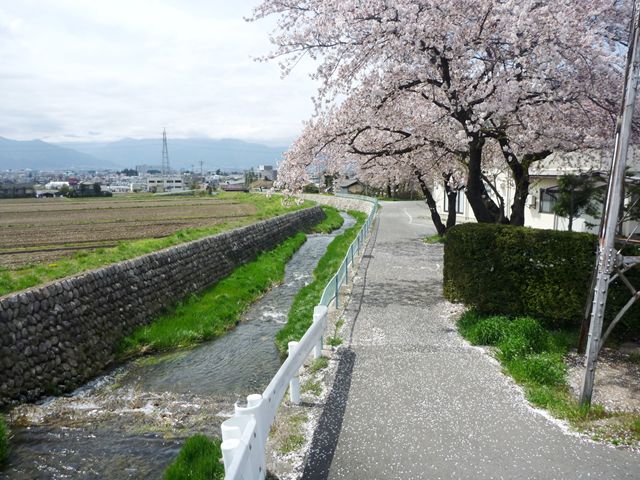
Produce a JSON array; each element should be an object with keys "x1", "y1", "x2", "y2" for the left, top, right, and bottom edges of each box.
[
  {"x1": 277, "y1": 87, "x2": 469, "y2": 234},
  {"x1": 254, "y1": 0, "x2": 629, "y2": 225}
]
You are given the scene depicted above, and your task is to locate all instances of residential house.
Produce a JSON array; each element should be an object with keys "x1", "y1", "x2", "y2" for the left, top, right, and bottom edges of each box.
[{"x1": 434, "y1": 148, "x2": 640, "y2": 235}]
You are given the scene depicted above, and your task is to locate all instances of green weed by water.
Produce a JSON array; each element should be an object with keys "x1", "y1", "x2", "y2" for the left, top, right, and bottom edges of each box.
[
  {"x1": 310, "y1": 206, "x2": 344, "y2": 234},
  {"x1": 163, "y1": 434, "x2": 224, "y2": 480},
  {"x1": 118, "y1": 233, "x2": 307, "y2": 357},
  {"x1": 0, "y1": 415, "x2": 8, "y2": 466},
  {"x1": 0, "y1": 193, "x2": 310, "y2": 297},
  {"x1": 275, "y1": 211, "x2": 367, "y2": 355}
]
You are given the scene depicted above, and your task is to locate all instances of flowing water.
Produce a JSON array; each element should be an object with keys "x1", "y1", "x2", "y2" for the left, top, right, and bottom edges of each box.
[{"x1": 1, "y1": 214, "x2": 355, "y2": 479}]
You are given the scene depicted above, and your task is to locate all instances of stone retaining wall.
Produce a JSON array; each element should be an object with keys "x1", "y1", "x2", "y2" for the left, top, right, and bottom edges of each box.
[
  {"x1": 300, "y1": 194, "x2": 375, "y2": 214},
  {"x1": 0, "y1": 206, "x2": 325, "y2": 408}
]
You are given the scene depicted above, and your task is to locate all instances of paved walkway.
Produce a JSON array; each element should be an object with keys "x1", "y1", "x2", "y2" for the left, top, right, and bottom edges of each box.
[{"x1": 304, "y1": 201, "x2": 640, "y2": 479}]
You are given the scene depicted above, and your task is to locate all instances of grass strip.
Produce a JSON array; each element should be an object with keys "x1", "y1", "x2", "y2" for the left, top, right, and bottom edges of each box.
[
  {"x1": 118, "y1": 232, "x2": 307, "y2": 358},
  {"x1": 0, "y1": 415, "x2": 8, "y2": 466},
  {"x1": 423, "y1": 234, "x2": 446, "y2": 244},
  {"x1": 275, "y1": 210, "x2": 367, "y2": 355},
  {"x1": 0, "y1": 193, "x2": 311, "y2": 297},
  {"x1": 163, "y1": 434, "x2": 224, "y2": 480},
  {"x1": 458, "y1": 309, "x2": 640, "y2": 445},
  {"x1": 310, "y1": 206, "x2": 344, "y2": 233}
]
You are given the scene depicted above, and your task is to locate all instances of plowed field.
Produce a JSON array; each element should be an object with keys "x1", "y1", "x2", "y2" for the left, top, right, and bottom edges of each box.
[{"x1": 0, "y1": 195, "x2": 257, "y2": 268}]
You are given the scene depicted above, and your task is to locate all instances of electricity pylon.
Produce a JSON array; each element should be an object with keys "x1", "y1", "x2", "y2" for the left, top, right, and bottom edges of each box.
[
  {"x1": 161, "y1": 128, "x2": 170, "y2": 177},
  {"x1": 580, "y1": 2, "x2": 640, "y2": 406}
]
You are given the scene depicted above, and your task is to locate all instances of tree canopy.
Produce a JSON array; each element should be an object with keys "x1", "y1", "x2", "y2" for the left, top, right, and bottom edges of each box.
[{"x1": 252, "y1": 0, "x2": 629, "y2": 227}]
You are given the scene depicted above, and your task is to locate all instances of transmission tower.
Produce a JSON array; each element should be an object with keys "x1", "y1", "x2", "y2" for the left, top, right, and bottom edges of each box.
[
  {"x1": 580, "y1": 2, "x2": 640, "y2": 406},
  {"x1": 161, "y1": 128, "x2": 170, "y2": 177}
]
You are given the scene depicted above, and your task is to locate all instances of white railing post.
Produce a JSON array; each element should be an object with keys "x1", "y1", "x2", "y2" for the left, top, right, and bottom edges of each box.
[
  {"x1": 227, "y1": 393, "x2": 266, "y2": 480},
  {"x1": 221, "y1": 429, "x2": 241, "y2": 473},
  {"x1": 288, "y1": 341, "x2": 301, "y2": 404},
  {"x1": 221, "y1": 395, "x2": 266, "y2": 480},
  {"x1": 313, "y1": 305, "x2": 328, "y2": 358},
  {"x1": 335, "y1": 274, "x2": 340, "y2": 308}
]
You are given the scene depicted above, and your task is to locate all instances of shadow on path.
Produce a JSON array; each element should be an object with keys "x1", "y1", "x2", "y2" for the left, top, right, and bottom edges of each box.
[{"x1": 302, "y1": 348, "x2": 356, "y2": 480}]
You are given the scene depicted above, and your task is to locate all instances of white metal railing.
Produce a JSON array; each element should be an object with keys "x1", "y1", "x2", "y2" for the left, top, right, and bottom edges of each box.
[
  {"x1": 220, "y1": 194, "x2": 378, "y2": 480},
  {"x1": 319, "y1": 194, "x2": 378, "y2": 308}
]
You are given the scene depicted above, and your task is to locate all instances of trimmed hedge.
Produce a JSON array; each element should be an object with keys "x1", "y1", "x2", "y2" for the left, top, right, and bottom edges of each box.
[{"x1": 443, "y1": 223, "x2": 640, "y2": 332}]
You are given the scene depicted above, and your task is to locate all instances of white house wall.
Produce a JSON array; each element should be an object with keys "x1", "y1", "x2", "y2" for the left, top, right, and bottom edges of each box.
[{"x1": 434, "y1": 174, "x2": 600, "y2": 233}]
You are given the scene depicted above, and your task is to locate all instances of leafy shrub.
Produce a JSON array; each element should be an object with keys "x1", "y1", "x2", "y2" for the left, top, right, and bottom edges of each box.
[
  {"x1": 164, "y1": 434, "x2": 224, "y2": 480},
  {"x1": 444, "y1": 223, "x2": 640, "y2": 334}
]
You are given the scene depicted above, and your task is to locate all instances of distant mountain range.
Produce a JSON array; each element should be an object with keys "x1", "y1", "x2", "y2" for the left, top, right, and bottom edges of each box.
[{"x1": 0, "y1": 136, "x2": 288, "y2": 171}]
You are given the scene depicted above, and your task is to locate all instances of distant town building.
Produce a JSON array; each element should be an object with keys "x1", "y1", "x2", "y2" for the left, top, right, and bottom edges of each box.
[
  {"x1": 106, "y1": 185, "x2": 133, "y2": 193},
  {"x1": 250, "y1": 179, "x2": 274, "y2": 191},
  {"x1": 339, "y1": 178, "x2": 365, "y2": 195},
  {"x1": 258, "y1": 165, "x2": 277, "y2": 181},
  {"x1": 45, "y1": 181, "x2": 70, "y2": 190},
  {"x1": 136, "y1": 164, "x2": 163, "y2": 175},
  {"x1": 221, "y1": 183, "x2": 249, "y2": 192},
  {"x1": 0, "y1": 183, "x2": 35, "y2": 198},
  {"x1": 147, "y1": 176, "x2": 185, "y2": 193},
  {"x1": 70, "y1": 181, "x2": 112, "y2": 198}
]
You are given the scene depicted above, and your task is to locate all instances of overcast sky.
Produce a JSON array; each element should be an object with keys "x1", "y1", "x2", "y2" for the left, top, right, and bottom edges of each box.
[{"x1": 0, "y1": 0, "x2": 318, "y2": 145}]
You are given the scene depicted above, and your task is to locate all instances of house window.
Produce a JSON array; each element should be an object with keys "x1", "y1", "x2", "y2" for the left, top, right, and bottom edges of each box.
[
  {"x1": 539, "y1": 188, "x2": 557, "y2": 214},
  {"x1": 443, "y1": 191, "x2": 463, "y2": 214}
]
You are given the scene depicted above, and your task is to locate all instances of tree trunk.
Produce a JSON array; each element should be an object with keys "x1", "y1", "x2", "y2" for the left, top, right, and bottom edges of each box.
[
  {"x1": 497, "y1": 138, "x2": 551, "y2": 226},
  {"x1": 414, "y1": 170, "x2": 447, "y2": 236},
  {"x1": 443, "y1": 172, "x2": 458, "y2": 230},
  {"x1": 446, "y1": 189, "x2": 458, "y2": 230},
  {"x1": 509, "y1": 159, "x2": 529, "y2": 227},
  {"x1": 464, "y1": 137, "x2": 504, "y2": 223}
]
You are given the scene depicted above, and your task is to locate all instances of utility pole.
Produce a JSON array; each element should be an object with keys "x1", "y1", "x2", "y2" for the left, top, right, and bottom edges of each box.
[
  {"x1": 161, "y1": 128, "x2": 170, "y2": 177},
  {"x1": 581, "y1": 2, "x2": 640, "y2": 406}
]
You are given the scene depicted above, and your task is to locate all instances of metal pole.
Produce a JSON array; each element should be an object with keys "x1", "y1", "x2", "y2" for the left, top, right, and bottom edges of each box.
[{"x1": 581, "y1": 2, "x2": 640, "y2": 406}]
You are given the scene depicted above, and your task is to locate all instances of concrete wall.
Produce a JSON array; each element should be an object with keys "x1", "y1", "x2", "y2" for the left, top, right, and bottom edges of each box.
[{"x1": 0, "y1": 206, "x2": 325, "y2": 408}]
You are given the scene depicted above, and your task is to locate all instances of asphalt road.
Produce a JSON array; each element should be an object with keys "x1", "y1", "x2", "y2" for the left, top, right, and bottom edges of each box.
[{"x1": 303, "y1": 201, "x2": 640, "y2": 480}]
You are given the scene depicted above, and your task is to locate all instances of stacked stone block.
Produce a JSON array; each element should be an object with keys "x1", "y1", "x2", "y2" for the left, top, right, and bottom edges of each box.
[{"x1": 0, "y1": 206, "x2": 325, "y2": 408}]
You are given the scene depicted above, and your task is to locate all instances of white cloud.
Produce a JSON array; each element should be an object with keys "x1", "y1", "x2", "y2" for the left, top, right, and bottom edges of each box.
[{"x1": 0, "y1": 0, "x2": 318, "y2": 145}]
